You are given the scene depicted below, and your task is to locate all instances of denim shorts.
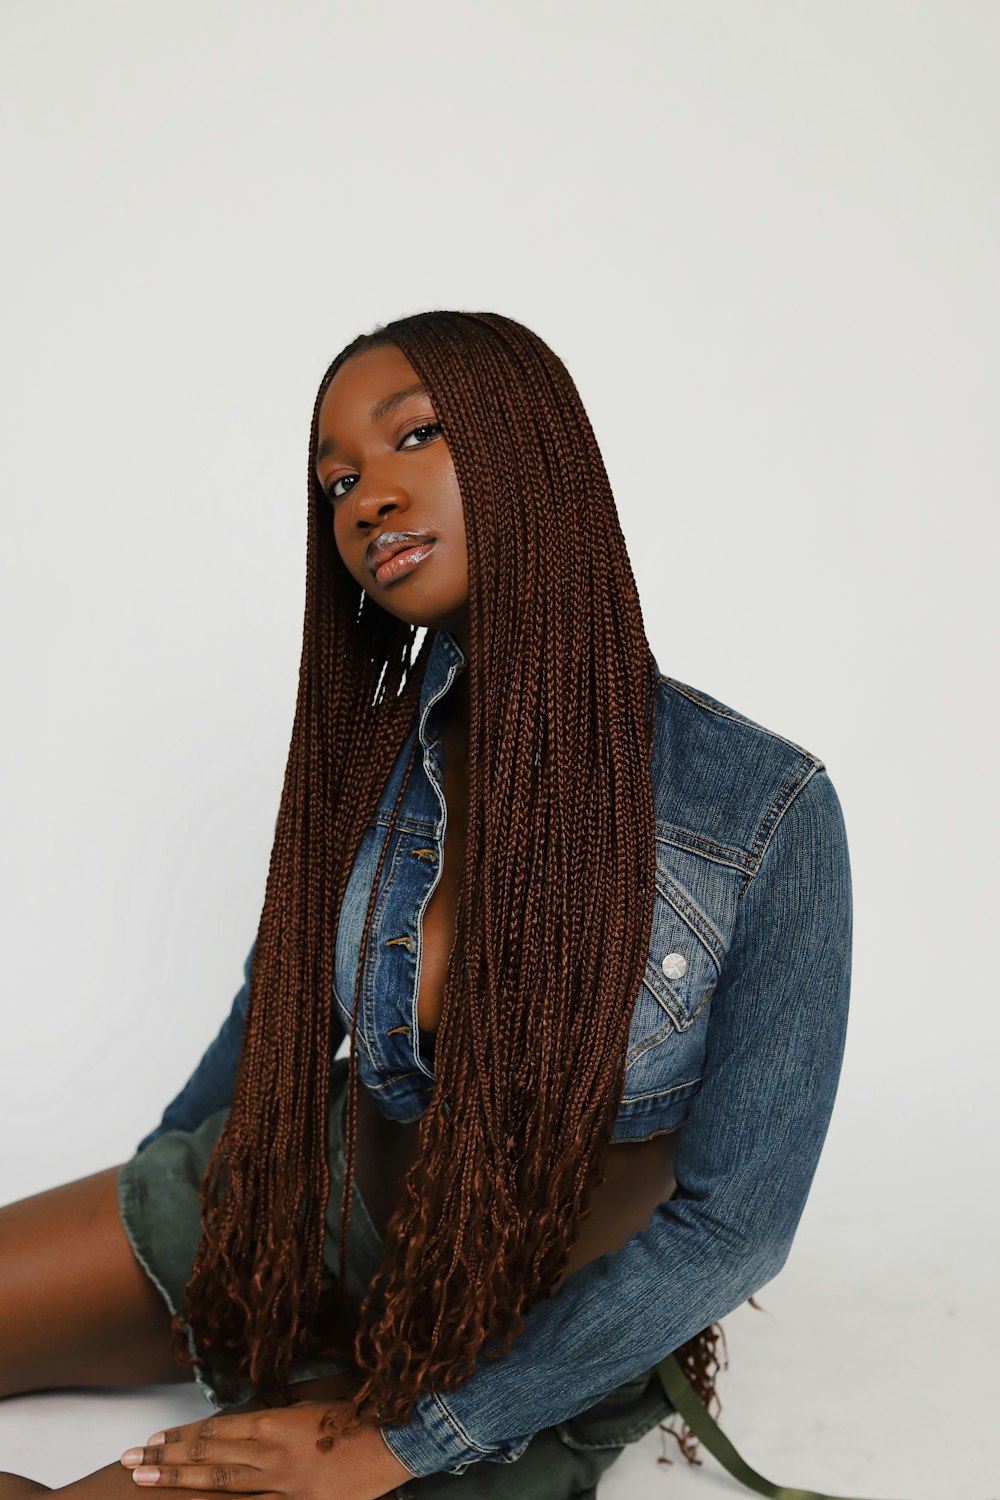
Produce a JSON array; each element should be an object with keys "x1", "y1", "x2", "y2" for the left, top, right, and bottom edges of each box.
[{"x1": 118, "y1": 1056, "x2": 673, "y2": 1497}]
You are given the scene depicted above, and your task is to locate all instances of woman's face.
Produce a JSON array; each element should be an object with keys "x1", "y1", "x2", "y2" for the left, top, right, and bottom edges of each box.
[{"x1": 314, "y1": 344, "x2": 470, "y2": 643}]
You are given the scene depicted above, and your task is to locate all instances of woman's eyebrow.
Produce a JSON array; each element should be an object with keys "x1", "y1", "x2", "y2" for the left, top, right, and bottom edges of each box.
[{"x1": 316, "y1": 383, "x2": 431, "y2": 467}]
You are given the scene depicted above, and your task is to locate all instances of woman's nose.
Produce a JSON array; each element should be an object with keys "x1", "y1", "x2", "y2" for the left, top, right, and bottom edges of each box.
[{"x1": 349, "y1": 475, "x2": 413, "y2": 524}]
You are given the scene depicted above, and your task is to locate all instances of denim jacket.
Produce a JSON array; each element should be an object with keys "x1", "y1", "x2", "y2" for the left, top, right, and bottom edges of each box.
[{"x1": 137, "y1": 627, "x2": 853, "y2": 1479}]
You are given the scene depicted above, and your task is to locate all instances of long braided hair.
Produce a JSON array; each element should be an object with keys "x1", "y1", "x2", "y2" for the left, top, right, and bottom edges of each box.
[{"x1": 169, "y1": 310, "x2": 726, "y2": 1462}]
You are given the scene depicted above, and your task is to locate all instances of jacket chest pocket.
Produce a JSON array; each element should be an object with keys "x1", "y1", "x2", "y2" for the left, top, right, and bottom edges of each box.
[{"x1": 621, "y1": 877, "x2": 722, "y2": 1106}]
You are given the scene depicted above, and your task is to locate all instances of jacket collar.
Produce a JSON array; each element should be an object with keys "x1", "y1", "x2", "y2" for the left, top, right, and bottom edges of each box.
[
  {"x1": 419, "y1": 630, "x2": 662, "y2": 720},
  {"x1": 418, "y1": 628, "x2": 467, "y2": 720}
]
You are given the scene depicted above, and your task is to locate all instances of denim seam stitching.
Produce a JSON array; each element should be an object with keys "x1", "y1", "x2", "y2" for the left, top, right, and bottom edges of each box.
[
  {"x1": 373, "y1": 811, "x2": 437, "y2": 836},
  {"x1": 117, "y1": 1162, "x2": 224, "y2": 1411},
  {"x1": 377, "y1": 1425, "x2": 422, "y2": 1480},
  {"x1": 654, "y1": 825, "x2": 752, "y2": 872},
  {"x1": 740, "y1": 759, "x2": 821, "y2": 900},
  {"x1": 656, "y1": 675, "x2": 825, "y2": 763},
  {"x1": 430, "y1": 1392, "x2": 507, "y2": 1459},
  {"x1": 361, "y1": 829, "x2": 412, "y2": 1066},
  {"x1": 625, "y1": 1015, "x2": 675, "y2": 1068},
  {"x1": 620, "y1": 1075, "x2": 702, "y2": 1104},
  {"x1": 651, "y1": 870, "x2": 726, "y2": 971}
]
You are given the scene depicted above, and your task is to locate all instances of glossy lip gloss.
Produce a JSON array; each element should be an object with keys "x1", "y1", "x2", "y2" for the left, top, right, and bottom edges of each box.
[{"x1": 374, "y1": 540, "x2": 436, "y2": 585}]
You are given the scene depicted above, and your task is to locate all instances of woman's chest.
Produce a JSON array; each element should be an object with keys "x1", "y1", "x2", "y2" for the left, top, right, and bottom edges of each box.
[
  {"x1": 414, "y1": 719, "x2": 468, "y2": 1034},
  {"x1": 332, "y1": 723, "x2": 739, "y2": 1143},
  {"x1": 332, "y1": 720, "x2": 469, "y2": 1084}
]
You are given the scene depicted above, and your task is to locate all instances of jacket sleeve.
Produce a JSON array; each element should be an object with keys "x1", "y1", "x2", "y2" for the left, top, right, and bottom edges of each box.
[
  {"x1": 135, "y1": 941, "x2": 258, "y2": 1152},
  {"x1": 377, "y1": 766, "x2": 854, "y2": 1479}
]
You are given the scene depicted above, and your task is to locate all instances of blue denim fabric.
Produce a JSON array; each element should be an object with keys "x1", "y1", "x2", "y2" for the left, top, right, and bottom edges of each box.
[{"x1": 136, "y1": 627, "x2": 853, "y2": 1480}]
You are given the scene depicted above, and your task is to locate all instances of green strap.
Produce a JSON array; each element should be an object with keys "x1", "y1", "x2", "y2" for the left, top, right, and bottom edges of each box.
[{"x1": 655, "y1": 1353, "x2": 884, "y2": 1500}]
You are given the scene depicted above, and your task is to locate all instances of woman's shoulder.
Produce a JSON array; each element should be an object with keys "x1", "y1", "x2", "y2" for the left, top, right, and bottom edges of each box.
[
  {"x1": 648, "y1": 664, "x2": 840, "y2": 877},
  {"x1": 651, "y1": 664, "x2": 823, "y2": 762}
]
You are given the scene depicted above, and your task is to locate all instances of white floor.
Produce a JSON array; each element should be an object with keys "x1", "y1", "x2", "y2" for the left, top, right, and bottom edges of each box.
[{"x1": 0, "y1": 1211, "x2": 995, "y2": 1497}]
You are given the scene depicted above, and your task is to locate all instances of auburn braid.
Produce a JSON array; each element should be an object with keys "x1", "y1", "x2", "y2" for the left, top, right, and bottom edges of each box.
[{"x1": 168, "y1": 310, "x2": 732, "y2": 1467}]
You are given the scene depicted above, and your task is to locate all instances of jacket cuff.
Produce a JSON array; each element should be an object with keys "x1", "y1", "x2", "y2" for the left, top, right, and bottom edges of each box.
[{"x1": 377, "y1": 1390, "x2": 533, "y2": 1477}]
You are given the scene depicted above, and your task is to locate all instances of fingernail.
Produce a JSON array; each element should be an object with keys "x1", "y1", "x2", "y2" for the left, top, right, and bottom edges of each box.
[
  {"x1": 147, "y1": 1434, "x2": 166, "y2": 1445},
  {"x1": 133, "y1": 1469, "x2": 160, "y2": 1485},
  {"x1": 120, "y1": 1450, "x2": 144, "y2": 1467}
]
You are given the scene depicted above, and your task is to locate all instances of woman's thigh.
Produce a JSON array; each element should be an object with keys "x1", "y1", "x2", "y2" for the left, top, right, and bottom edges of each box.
[{"x1": 0, "y1": 1165, "x2": 190, "y2": 1398}]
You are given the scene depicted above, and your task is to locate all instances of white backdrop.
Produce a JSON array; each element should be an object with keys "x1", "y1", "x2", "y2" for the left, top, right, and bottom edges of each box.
[{"x1": 1, "y1": 2, "x2": 996, "y2": 1494}]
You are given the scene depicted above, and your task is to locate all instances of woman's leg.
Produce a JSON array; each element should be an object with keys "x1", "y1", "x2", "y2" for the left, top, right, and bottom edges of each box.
[{"x1": 0, "y1": 1165, "x2": 191, "y2": 1399}]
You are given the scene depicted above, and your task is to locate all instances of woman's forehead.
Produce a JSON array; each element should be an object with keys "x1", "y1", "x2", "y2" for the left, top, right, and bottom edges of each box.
[
  {"x1": 319, "y1": 344, "x2": 423, "y2": 421},
  {"x1": 315, "y1": 345, "x2": 434, "y2": 469}
]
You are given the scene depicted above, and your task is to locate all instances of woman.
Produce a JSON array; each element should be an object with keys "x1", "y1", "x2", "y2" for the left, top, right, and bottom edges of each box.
[{"x1": 0, "y1": 311, "x2": 853, "y2": 1500}]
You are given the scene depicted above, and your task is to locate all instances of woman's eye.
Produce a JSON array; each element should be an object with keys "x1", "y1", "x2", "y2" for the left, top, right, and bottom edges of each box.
[
  {"x1": 327, "y1": 474, "x2": 355, "y2": 502},
  {"x1": 399, "y1": 422, "x2": 442, "y2": 448},
  {"x1": 323, "y1": 423, "x2": 442, "y2": 503}
]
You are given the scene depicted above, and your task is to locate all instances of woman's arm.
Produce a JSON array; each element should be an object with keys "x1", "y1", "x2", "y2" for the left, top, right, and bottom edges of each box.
[
  {"x1": 372, "y1": 766, "x2": 853, "y2": 1478},
  {"x1": 136, "y1": 942, "x2": 259, "y2": 1151}
]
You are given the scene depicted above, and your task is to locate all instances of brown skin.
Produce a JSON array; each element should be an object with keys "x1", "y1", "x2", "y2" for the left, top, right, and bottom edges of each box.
[
  {"x1": 0, "y1": 345, "x2": 482, "y2": 1497},
  {"x1": 0, "y1": 345, "x2": 682, "y2": 1492},
  {"x1": 316, "y1": 342, "x2": 472, "y2": 718},
  {"x1": 317, "y1": 343, "x2": 471, "y2": 738},
  {"x1": 0, "y1": 1167, "x2": 189, "y2": 1400}
]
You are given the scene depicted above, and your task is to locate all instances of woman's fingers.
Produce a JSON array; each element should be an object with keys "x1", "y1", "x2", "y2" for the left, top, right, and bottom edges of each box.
[
  {"x1": 153, "y1": 1414, "x2": 263, "y2": 1444},
  {"x1": 121, "y1": 1414, "x2": 262, "y2": 1469},
  {"x1": 127, "y1": 1464, "x2": 261, "y2": 1493},
  {"x1": 120, "y1": 1414, "x2": 266, "y2": 1492}
]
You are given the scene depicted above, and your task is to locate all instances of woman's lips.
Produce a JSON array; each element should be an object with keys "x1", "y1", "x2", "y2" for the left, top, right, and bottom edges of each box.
[{"x1": 373, "y1": 540, "x2": 436, "y2": 584}]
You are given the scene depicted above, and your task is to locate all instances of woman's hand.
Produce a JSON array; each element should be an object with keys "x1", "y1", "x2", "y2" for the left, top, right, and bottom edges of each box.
[{"x1": 119, "y1": 1401, "x2": 415, "y2": 1500}]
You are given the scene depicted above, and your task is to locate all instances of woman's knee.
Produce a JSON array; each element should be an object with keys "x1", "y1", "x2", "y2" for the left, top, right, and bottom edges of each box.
[{"x1": 0, "y1": 1166, "x2": 187, "y2": 1396}]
